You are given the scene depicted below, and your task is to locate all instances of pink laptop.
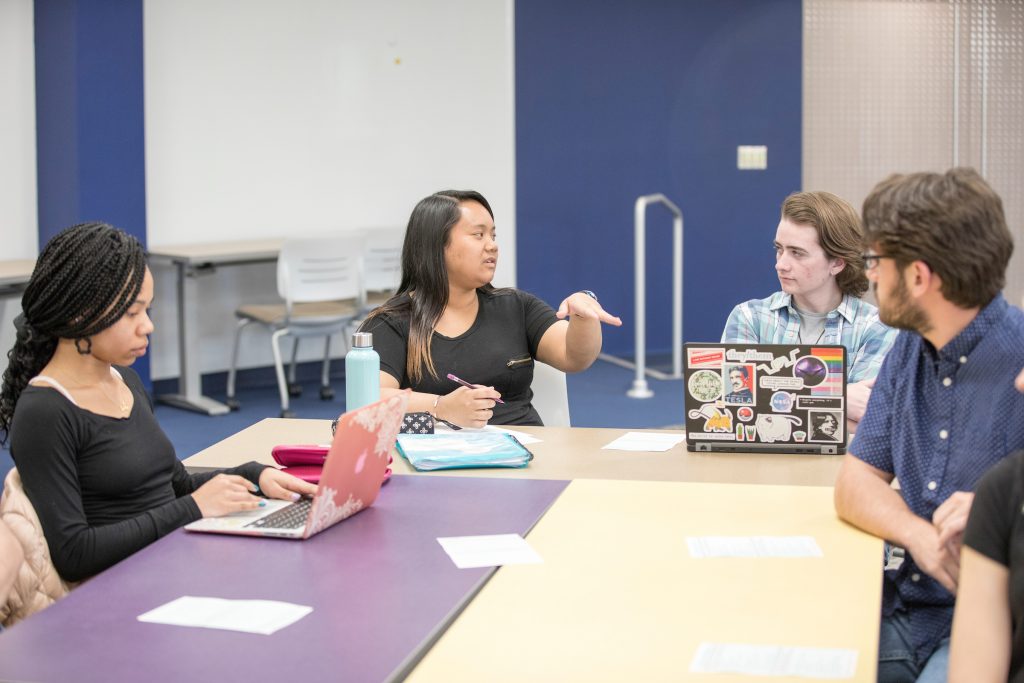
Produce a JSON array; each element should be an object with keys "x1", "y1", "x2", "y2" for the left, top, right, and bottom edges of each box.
[{"x1": 185, "y1": 392, "x2": 409, "y2": 539}]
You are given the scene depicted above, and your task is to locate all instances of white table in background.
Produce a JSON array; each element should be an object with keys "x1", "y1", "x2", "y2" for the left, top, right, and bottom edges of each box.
[
  {"x1": 148, "y1": 239, "x2": 284, "y2": 415},
  {"x1": 0, "y1": 259, "x2": 35, "y2": 325}
]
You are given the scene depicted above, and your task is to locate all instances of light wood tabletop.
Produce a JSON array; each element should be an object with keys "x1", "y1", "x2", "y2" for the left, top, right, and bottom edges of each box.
[
  {"x1": 408, "y1": 479, "x2": 882, "y2": 682},
  {"x1": 183, "y1": 419, "x2": 846, "y2": 487}
]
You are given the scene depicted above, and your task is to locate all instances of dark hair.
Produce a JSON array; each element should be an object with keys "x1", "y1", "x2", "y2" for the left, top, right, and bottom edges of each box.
[
  {"x1": 729, "y1": 366, "x2": 749, "y2": 380},
  {"x1": 862, "y1": 168, "x2": 1012, "y2": 309},
  {"x1": 0, "y1": 223, "x2": 147, "y2": 442},
  {"x1": 361, "y1": 190, "x2": 494, "y2": 383},
  {"x1": 781, "y1": 191, "x2": 869, "y2": 297}
]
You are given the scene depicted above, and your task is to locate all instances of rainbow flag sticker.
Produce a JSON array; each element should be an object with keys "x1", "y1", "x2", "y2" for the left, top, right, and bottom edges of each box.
[{"x1": 809, "y1": 347, "x2": 844, "y2": 396}]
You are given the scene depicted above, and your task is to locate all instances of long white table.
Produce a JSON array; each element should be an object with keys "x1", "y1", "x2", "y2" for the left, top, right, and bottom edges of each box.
[{"x1": 148, "y1": 239, "x2": 284, "y2": 415}]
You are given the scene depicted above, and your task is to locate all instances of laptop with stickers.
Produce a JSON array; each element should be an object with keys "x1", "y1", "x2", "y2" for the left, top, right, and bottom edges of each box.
[
  {"x1": 185, "y1": 392, "x2": 409, "y2": 539},
  {"x1": 683, "y1": 343, "x2": 847, "y2": 455}
]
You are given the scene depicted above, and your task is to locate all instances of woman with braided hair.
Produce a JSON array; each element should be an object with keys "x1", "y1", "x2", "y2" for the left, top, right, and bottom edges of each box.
[{"x1": 0, "y1": 223, "x2": 316, "y2": 582}]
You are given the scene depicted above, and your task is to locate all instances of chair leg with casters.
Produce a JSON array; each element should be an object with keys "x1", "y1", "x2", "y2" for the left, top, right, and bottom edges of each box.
[
  {"x1": 319, "y1": 335, "x2": 334, "y2": 400},
  {"x1": 271, "y1": 329, "x2": 295, "y2": 418},
  {"x1": 287, "y1": 338, "x2": 303, "y2": 397},
  {"x1": 225, "y1": 318, "x2": 251, "y2": 411}
]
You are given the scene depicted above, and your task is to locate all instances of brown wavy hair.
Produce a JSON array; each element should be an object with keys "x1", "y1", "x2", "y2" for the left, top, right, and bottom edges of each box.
[
  {"x1": 781, "y1": 191, "x2": 869, "y2": 297},
  {"x1": 862, "y1": 167, "x2": 1012, "y2": 309}
]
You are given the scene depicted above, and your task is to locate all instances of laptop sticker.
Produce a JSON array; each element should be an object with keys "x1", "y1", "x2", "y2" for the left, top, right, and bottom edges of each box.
[
  {"x1": 770, "y1": 391, "x2": 796, "y2": 413},
  {"x1": 687, "y1": 347, "x2": 725, "y2": 368},
  {"x1": 755, "y1": 414, "x2": 802, "y2": 443},
  {"x1": 688, "y1": 370, "x2": 722, "y2": 402},
  {"x1": 808, "y1": 410, "x2": 844, "y2": 443},
  {"x1": 722, "y1": 364, "x2": 756, "y2": 406},
  {"x1": 688, "y1": 404, "x2": 734, "y2": 434}
]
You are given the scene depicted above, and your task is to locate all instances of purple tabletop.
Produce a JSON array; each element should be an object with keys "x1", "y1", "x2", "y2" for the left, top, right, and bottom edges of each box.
[{"x1": 0, "y1": 475, "x2": 568, "y2": 683}]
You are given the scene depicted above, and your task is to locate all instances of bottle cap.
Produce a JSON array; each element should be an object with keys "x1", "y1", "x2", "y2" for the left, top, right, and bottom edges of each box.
[{"x1": 351, "y1": 332, "x2": 373, "y2": 348}]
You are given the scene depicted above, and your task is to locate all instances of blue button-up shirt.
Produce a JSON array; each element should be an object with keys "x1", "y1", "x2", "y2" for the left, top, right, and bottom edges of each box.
[
  {"x1": 850, "y1": 293, "x2": 1024, "y2": 663},
  {"x1": 721, "y1": 292, "x2": 897, "y2": 382}
]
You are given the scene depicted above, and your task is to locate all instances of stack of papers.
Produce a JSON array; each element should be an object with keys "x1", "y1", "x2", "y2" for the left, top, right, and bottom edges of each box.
[{"x1": 396, "y1": 432, "x2": 534, "y2": 471}]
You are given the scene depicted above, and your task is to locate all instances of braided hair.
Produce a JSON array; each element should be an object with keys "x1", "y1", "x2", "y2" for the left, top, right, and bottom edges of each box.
[{"x1": 0, "y1": 223, "x2": 147, "y2": 442}]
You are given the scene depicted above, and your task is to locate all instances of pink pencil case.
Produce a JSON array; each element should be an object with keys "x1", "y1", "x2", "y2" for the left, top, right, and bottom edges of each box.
[{"x1": 271, "y1": 444, "x2": 393, "y2": 484}]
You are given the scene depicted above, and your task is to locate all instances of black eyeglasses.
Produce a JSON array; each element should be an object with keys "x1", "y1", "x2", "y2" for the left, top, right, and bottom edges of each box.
[{"x1": 861, "y1": 253, "x2": 893, "y2": 270}]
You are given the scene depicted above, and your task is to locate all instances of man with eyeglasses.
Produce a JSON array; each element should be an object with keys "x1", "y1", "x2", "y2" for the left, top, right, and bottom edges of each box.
[
  {"x1": 834, "y1": 168, "x2": 1024, "y2": 683},
  {"x1": 722, "y1": 190, "x2": 897, "y2": 421}
]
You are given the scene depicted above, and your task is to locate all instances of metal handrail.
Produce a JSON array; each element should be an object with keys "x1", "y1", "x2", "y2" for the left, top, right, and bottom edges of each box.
[{"x1": 628, "y1": 194, "x2": 683, "y2": 398}]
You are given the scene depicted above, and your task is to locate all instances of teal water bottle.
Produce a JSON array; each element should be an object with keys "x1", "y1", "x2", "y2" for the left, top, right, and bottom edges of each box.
[{"x1": 345, "y1": 332, "x2": 380, "y2": 411}]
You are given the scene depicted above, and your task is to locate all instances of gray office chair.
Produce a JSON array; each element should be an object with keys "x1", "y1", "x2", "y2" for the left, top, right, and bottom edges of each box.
[
  {"x1": 530, "y1": 361, "x2": 571, "y2": 427},
  {"x1": 226, "y1": 236, "x2": 362, "y2": 417}
]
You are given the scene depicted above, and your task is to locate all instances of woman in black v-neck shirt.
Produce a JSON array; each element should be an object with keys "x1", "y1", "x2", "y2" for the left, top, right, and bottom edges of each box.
[
  {"x1": 361, "y1": 190, "x2": 622, "y2": 428},
  {"x1": 0, "y1": 224, "x2": 316, "y2": 582}
]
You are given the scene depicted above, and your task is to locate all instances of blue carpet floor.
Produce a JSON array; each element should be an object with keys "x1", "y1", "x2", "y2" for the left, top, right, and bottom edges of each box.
[{"x1": 0, "y1": 357, "x2": 683, "y2": 480}]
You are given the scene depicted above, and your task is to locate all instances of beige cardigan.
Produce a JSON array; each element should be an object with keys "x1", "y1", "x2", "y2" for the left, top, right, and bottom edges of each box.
[{"x1": 0, "y1": 468, "x2": 76, "y2": 626}]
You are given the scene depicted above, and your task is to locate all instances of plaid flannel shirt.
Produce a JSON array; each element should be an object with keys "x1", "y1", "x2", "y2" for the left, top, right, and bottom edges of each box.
[{"x1": 721, "y1": 291, "x2": 897, "y2": 382}]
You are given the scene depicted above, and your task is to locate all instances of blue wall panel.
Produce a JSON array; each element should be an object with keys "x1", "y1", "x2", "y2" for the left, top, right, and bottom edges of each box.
[
  {"x1": 35, "y1": 0, "x2": 150, "y2": 382},
  {"x1": 515, "y1": 0, "x2": 802, "y2": 357}
]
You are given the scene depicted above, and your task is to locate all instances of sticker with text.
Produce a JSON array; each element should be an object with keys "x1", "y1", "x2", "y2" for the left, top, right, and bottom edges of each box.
[{"x1": 687, "y1": 347, "x2": 725, "y2": 369}]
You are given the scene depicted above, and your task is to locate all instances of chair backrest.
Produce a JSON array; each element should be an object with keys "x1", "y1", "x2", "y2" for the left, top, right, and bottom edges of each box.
[
  {"x1": 1, "y1": 468, "x2": 76, "y2": 627},
  {"x1": 362, "y1": 229, "x2": 403, "y2": 293},
  {"x1": 277, "y1": 236, "x2": 363, "y2": 306},
  {"x1": 530, "y1": 361, "x2": 571, "y2": 427}
]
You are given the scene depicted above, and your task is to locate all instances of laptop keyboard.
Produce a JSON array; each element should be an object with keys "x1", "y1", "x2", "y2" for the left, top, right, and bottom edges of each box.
[{"x1": 244, "y1": 498, "x2": 313, "y2": 530}]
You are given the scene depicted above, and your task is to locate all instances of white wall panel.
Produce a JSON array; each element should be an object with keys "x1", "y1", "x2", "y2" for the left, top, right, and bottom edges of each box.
[
  {"x1": 0, "y1": 0, "x2": 38, "y2": 360},
  {"x1": 804, "y1": 0, "x2": 1024, "y2": 309},
  {"x1": 144, "y1": 0, "x2": 516, "y2": 379}
]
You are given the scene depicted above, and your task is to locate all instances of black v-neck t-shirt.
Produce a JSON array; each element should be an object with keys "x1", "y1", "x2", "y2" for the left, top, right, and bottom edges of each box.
[{"x1": 366, "y1": 288, "x2": 559, "y2": 425}]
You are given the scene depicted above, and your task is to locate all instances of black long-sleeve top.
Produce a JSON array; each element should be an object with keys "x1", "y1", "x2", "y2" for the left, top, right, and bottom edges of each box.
[{"x1": 10, "y1": 366, "x2": 266, "y2": 582}]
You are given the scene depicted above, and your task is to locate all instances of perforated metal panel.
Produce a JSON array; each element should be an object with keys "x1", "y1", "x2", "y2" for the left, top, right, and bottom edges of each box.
[{"x1": 805, "y1": 0, "x2": 1024, "y2": 306}]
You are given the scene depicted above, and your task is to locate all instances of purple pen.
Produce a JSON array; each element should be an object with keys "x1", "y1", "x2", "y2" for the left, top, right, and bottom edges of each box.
[{"x1": 446, "y1": 373, "x2": 505, "y2": 403}]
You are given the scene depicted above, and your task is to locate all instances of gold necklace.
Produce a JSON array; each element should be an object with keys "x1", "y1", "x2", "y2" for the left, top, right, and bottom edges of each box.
[
  {"x1": 97, "y1": 379, "x2": 131, "y2": 415},
  {"x1": 62, "y1": 369, "x2": 132, "y2": 415}
]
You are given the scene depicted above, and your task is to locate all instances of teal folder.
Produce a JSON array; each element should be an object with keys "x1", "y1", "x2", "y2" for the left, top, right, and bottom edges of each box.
[{"x1": 395, "y1": 432, "x2": 534, "y2": 471}]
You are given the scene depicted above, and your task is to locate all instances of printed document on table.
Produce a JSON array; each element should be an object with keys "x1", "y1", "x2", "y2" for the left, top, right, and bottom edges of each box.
[
  {"x1": 601, "y1": 431, "x2": 687, "y2": 452},
  {"x1": 687, "y1": 536, "x2": 823, "y2": 558},
  {"x1": 137, "y1": 596, "x2": 312, "y2": 635},
  {"x1": 691, "y1": 642, "x2": 858, "y2": 679},
  {"x1": 437, "y1": 533, "x2": 543, "y2": 569}
]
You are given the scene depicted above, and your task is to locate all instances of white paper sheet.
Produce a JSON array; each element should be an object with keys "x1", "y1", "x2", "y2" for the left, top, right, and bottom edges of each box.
[
  {"x1": 687, "y1": 536, "x2": 823, "y2": 558},
  {"x1": 601, "y1": 431, "x2": 686, "y2": 452},
  {"x1": 690, "y1": 642, "x2": 858, "y2": 679},
  {"x1": 437, "y1": 533, "x2": 543, "y2": 569},
  {"x1": 137, "y1": 596, "x2": 312, "y2": 635},
  {"x1": 488, "y1": 426, "x2": 542, "y2": 445},
  {"x1": 434, "y1": 423, "x2": 542, "y2": 444}
]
